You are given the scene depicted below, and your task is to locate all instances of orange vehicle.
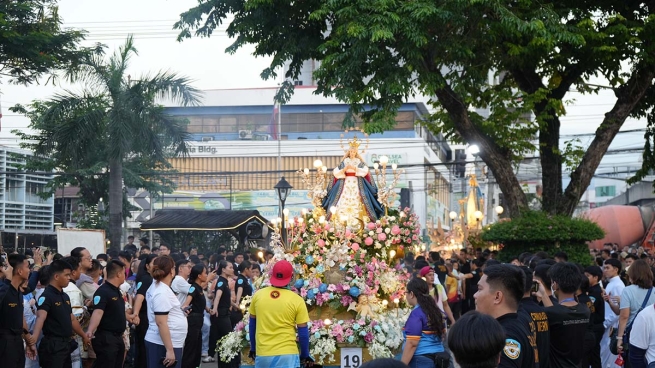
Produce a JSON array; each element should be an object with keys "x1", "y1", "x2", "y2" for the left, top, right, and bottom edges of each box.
[{"x1": 586, "y1": 205, "x2": 655, "y2": 250}]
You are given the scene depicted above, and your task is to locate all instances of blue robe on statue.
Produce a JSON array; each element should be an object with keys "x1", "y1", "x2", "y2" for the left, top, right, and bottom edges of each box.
[{"x1": 322, "y1": 158, "x2": 384, "y2": 221}]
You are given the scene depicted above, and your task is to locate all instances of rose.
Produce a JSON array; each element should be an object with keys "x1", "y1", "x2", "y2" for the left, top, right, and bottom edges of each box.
[
  {"x1": 351, "y1": 243, "x2": 360, "y2": 251},
  {"x1": 367, "y1": 222, "x2": 376, "y2": 230},
  {"x1": 317, "y1": 239, "x2": 325, "y2": 247},
  {"x1": 378, "y1": 233, "x2": 387, "y2": 241},
  {"x1": 364, "y1": 237, "x2": 374, "y2": 246},
  {"x1": 391, "y1": 225, "x2": 401, "y2": 235},
  {"x1": 376, "y1": 227, "x2": 383, "y2": 234}
]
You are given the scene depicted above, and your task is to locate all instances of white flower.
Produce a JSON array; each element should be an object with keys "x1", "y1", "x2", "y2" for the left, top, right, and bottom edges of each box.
[{"x1": 385, "y1": 228, "x2": 391, "y2": 234}]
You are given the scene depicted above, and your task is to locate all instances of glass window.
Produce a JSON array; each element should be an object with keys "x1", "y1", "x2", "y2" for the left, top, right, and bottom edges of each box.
[{"x1": 219, "y1": 117, "x2": 237, "y2": 133}]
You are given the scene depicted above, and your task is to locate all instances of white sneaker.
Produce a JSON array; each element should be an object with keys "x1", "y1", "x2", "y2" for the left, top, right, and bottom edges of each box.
[{"x1": 202, "y1": 356, "x2": 215, "y2": 363}]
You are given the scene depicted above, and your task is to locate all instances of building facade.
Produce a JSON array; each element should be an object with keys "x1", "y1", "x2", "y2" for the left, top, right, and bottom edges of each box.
[
  {"x1": 0, "y1": 146, "x2": 55, "y2": 250},
  {"x1": 127, "y1": 87, "x2": 454, "y2": 240}
]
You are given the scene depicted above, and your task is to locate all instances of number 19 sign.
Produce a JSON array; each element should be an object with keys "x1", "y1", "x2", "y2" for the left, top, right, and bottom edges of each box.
[{"x1": 341, "y1": 348, "x2": 363, "y2": 368}]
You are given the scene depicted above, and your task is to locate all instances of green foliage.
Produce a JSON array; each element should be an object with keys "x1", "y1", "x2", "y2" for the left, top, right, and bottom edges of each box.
[
  {"x1": 175, "y1": 0, "x2": 655, "y2": 217},
  {"x1": 481, "y1": 211, "x2": 604, "y2": 265},
  {"x1": 0, "y1": 1, "x2": 91, "y2": 84},
  {"x1": 11, "y1": 37, "x2": 201, "y2": 245}
]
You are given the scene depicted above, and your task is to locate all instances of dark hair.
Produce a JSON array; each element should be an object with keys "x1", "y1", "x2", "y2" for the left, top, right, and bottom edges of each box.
[
  {"x1": 483, "y1": 264, "x2": 524, "y2": 308},
  {"x1": 107, "y1": 249, "x2": 118, "y2": 260},
  {"x1": 151, "y1": 256, "x2": 175, "y2": 281},
  {"x1": 106, "y1": 259, "x2": 126, "y2": 279},
  {"x1": 580, "y1": 277, "x2": 590, "y2": 293},
  {"x1": 175, "y1": 259, "x2": 190, "y2": 274},
  {"x1": 406, "y1": 278, "x2": 444, "y2": 335},
  {"x1": 8, "y1": 254, "x2": 27, "y2": 275},
  {"x1": 534, "y1": 251, "x2": 549, "y2": 259},
  {"x1": 140, "y1": 245, "x2": 150, "y2": 251},
  {"x1": 38, "y1": 265, "x2": 50, "y2": 286},
  {"x1": 601, "y1": 249, "x2": 611, "y2": 257},
  {"x1": 238, "y1": 260, "x2": 252, "y2": 274},
  {"x1": 625, "y1": 254, "x2": 638, "y2": 261},
  {"x1": 404, "y1": 252, "x2": 415, "y2": 263},
  {"x1": 89, "y1": 259, "x2": 102, "y2": 273},
  {"x1": 472, "y1": 259, "x2": 484, "y2": 268},
  {"x1": 448, "y1": 311, "x2": 505, "y2": 368},
  {"x1": 429, "y1": 251, "x2": 440, "y2": 263},
  {"x1": 554, "y1": 251, "x2": 568, "y2": 261},
  {"x1": 360, "y1": 358, "x2": 409, "y2": 368},
  {"x1": 584, "y1": 265, "x2": 603, "y2": 279},
  {"x1": 518, "y1": 252, "x2": 532, "y2": 265},
  {"x1": 70, "y1": 247, "x2": 87, "y2": 262},
  {"x1": 118, "y1": 251, "x2": 132, "y2": 262},
  {"x1": 216, "y1": 260, "x2": 231, "y2": 276},
  {"x1": 61, "y1": 256, "x2": 80, "y2": 272},
  {"x1": 49, "y1": 259, "x2": 73, "y2": 280},
  {"x1": 547, "y1": 262, "x2": 582, "y2": 294},
  {"x1": 413, "y1": 260, "x2": 429, "y2": 271},
  {"x1": 483, "y1": 259, "x2": 500, "y2": 268},
  {"x1": 604, "y1": 258, "x2": 622, "y2": 273},
  {"x1": 627, "y1": 260, "x2": 654, "y2": 289},
  {"x1": 520, "y1": 266, "x2": 534, "y2": 294},
  {"x1": 128, "y1": 235, "x2": 135, "y2": 240},
  {"x1": 137, "y1": 254, "x2": 159, "y2": 280},
  {"x1": 217, "y1": 247, "x2": 226, "y2": 255},
  {"x1": 533, "y1": 264, "x2": 553, "y2": 289},
  {"x1": 52, "y1": 253, "x2": 63, "y2": 261},
  {"x1": 536, "y1": 258, "x2": 557, "y2": 267},
  {"x1": 189, "y1": 264, "x2": 207, "y2": 284},
  {"x1": 159, "y1": 244, "x2": 169, "y2": 250},
  {"x1": 189, "y1": 255, "x2": 201, "y2": 265}
]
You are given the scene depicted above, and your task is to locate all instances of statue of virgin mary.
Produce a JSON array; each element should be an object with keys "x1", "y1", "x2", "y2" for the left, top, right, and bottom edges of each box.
[{"x1": 321, "y1": 137, "x2": 384, "y2": 222}]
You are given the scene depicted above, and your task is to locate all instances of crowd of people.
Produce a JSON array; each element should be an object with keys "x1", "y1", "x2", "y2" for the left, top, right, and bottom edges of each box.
[{"x1": 1, "y1": 237, "x2": 655, "y2": 368}]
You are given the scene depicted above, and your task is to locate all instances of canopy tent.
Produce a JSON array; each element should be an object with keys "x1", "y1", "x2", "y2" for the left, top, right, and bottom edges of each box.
[{"x1": 140, "y1": 209, "x2": 270, "y2": 231}]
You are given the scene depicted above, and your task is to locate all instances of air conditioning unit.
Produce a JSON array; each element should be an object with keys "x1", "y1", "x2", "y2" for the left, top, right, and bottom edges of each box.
[
  {"x1": 201, "y1": 136, "x2": 214, "y2": 142},
  {"x1": 238, "y1": 130, "x2": 253, "y2": 140}
]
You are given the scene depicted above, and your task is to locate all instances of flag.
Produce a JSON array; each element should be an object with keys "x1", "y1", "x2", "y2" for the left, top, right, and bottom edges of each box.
[{"x1": 268, "y1": 104, "x2": 279, "y2": 140}]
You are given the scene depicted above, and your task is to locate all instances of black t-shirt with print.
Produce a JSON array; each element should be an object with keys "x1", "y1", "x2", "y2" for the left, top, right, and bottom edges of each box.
[
  {"x1": 519, "y1": 297, "x2": 550, "y2": 368},
  {"x1": 496, "y1": 312, "x2": 536, "y2": 368},
  {"x1": 545, "y1": 302, "x2": 591, "y2": 368},
  {"x1": 187, "y1": 282, "x2": 206, "y2": 316},
  {"x1": 586, "y1": 284, "x2": 605, "y2": 332},
  {"x1": 214, "y1": 276, "x2": 231, "y2": 313},
  {"x1": 37, "y1": 285, "x2": 73, "y2": 338},
  {"x1": 235, "y1": 274, "x2": 252, "y2": 302}
]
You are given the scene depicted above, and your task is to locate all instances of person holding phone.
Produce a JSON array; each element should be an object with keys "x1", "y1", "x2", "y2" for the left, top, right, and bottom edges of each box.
[{"x1": 145, "y1": 256, "x2": 188, "y2": 368}]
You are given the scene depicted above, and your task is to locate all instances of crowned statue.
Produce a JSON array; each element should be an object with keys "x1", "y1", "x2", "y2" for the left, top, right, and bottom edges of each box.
[{"x1": 321, "y1": 135, "x2": 384, "y2": 224}]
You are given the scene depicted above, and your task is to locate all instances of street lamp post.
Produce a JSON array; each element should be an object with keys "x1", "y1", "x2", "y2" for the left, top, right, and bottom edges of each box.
[
  {"x1": 495, "y1": 206, "x2": 504, "y2": 222},
  {"x1": 274, "y1": 177, "x2": 293, "y2": 246},
  {"x1": 449, "y1": 211, "x2": 457, "y2": 229},
  {"x1": 474, "y1": 210, "x2": 483, "y2": 229}
]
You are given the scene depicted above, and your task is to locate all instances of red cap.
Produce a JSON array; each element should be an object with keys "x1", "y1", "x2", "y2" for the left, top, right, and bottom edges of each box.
[
  {"x1": 271, "y1": 260, "x2": 294, "y2": 287},
  {"x1": 420, "y1": 266, "x2": 433, "y2": 278}
]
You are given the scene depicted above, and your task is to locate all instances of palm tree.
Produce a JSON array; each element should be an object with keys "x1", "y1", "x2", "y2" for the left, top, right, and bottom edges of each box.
[{"x1": 26, "y1": 36, "x2": 201, "y2": 248}]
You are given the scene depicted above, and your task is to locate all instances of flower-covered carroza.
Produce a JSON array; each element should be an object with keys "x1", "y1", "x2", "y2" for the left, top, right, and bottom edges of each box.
[{"x1": 219, "y1": 136, "x2": 424, "y2": 364}]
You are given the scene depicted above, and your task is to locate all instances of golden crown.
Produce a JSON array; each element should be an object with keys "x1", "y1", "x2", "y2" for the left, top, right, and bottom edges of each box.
[{"x1": 348, "y1": 137, "x2": 362, "y2": 149}]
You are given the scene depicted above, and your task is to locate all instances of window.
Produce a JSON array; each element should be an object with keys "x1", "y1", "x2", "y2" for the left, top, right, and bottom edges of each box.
[{"x1": 595, "y1": 186, "x2": 616, "y2": 197}]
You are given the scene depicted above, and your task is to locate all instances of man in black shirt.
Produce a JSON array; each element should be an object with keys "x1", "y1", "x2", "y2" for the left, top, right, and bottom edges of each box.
[
  {"x1": 86, "y1": 260, "x2": 127, "y2": 368},
  {"x1": 474, "y1": 264, "x2": 538, "y2": 368},
  {"x1": 459, "y1": 258, "x2": 483, "y2": 314},
  {"x1": 0, "y1": 254, "x2": 37, "y2": 366},
  {"x1": 534, "y1": 262, "x2": 591, "y2": 368},
  {"x1": 584, "y1": 266, "x2": 605, "y2": 368},
  {"x1": 518, "y1": 266, "x2": 550, "y2": 368},
  {"x1": 124, "y1": 236, "x2": 138, "y2": 255},
  {"x1": 32, "y1": 260, "x2": 91, "y2": 368}
]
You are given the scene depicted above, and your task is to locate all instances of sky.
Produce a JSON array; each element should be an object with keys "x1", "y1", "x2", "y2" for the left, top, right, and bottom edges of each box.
[{"x1": 0, "y1": 0, "x2": 647, "y2": 177}]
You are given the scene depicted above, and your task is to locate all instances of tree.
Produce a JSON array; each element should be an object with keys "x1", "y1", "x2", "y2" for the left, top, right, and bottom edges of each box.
[
  {"x1": 12, "y1": 36, "x2": 201, "y2": 248},
  {"x1": 175, "y1": 0, "x2": 655, "y2": 217},
  {"x1": 0, "y1": 1, "x2": 89, "y2": 84}
]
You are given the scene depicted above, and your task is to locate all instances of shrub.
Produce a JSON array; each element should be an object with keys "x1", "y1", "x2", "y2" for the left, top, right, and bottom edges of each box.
[{"x1": 481, "y1": 211, "x2": 604, "y2": 265}]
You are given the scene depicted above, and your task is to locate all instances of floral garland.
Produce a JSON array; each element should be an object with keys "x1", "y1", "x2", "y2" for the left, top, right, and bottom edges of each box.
[{"x1": 219, "y1": 207, "x2": 423, "y2": 364}]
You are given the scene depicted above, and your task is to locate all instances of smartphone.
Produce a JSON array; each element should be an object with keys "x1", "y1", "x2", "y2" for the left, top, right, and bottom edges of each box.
[
  {"x1": 182, "y1": 305, "x2": 192, "y2": 313},
  {"x1": 531, "y1": 281, "x2": 539, "y2": 293}
]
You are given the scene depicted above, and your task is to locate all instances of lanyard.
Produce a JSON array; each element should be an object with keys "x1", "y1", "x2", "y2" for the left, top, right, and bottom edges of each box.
[{"x1": 560, "y1": 297, "x2": 576, "y2": 303}]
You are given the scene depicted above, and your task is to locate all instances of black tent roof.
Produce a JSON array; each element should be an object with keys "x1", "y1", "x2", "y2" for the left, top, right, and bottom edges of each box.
[{"x1": 140, "y1": 209, "x2": 270, "y2": 231}]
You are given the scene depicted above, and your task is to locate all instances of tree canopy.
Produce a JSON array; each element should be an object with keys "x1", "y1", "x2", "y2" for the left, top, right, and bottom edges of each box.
[
  {"x1": 13, "y1": 37, "x2": 201, "y2": 247},
  {"x1": 175, "y1": 0, "x2": 655, "y2": 217},
  {"x1": 0, "y1": 1, "x2": 89, "y2": 84}
]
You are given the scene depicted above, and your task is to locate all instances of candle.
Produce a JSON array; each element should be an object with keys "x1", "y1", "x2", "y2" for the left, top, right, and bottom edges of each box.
[
  {"x1": 301, "y1": 208, "x2": 307, "y2": 216},
  {"x1": 304, "y1": 168, "x2": 310, "y2": 175},
  {"x1": 389, "y1": 250, "x2": 396, "y2": 259},
  {"x1": 392, "y1": 163, "x2": 397, "y2": 171},
  {"x1": 283, "y1": 208, "x2": 289, "y2": 218},
  {"x1": 382, "y1": 300, "x2": 388, "y2": 308},
  {"x1": 323, "y1": 318, "x2": 332, "y2": 326},
  {"x1": 379, "y1": 155, "x2": 389, "y2": 165},
  {"x1": 322, "y1": 166, "x2": 328, "y2": 173},
  {"x1": 319, "y1": 215, "x2": 325, "y2": 224},
  {"x1": 314, "y1": 159, "x2": 323, "y2": 168}
]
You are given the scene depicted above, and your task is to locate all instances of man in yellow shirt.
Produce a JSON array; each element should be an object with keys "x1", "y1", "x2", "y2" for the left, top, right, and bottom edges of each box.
[{"x1": 249, "y1": 260, "x2": 311, "y2": 368}]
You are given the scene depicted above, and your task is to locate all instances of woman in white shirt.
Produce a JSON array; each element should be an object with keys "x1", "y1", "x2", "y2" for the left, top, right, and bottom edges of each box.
[{"x1": 145, "y1": 256, "x2": 188, "y2": 368}]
